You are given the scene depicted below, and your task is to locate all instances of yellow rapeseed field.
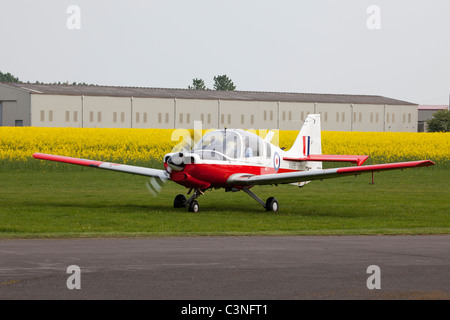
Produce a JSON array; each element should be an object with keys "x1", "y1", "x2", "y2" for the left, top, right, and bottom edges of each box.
[
  {"x1": 0, "y1": 127, "x2": 449, "y2": 164},
  {"x1": 0, "y1": 127, "x2": 177, "y2": 163},
  {"x1": 281, "y1": 130, "x2": 450, "y2": 163}
]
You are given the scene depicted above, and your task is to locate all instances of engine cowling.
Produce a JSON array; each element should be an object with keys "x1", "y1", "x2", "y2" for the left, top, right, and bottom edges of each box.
[{"x1": 167, "y1": 152, "x2": 186, "y2": 172}]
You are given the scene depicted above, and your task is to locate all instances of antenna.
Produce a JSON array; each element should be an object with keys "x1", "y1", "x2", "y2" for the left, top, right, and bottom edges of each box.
[{"x1": 223, "y1": 126, "x2": 227, "y2": 161}]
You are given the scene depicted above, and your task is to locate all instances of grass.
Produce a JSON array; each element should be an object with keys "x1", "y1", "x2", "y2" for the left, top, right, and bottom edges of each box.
[{"x1": 0, "y1": 161, "x2": 449, "y2": 238}]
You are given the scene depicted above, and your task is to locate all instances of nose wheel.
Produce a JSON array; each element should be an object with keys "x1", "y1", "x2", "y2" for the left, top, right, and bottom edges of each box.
[{"x1": 188, "y1": 200, "x2": 199, "y2": 213}]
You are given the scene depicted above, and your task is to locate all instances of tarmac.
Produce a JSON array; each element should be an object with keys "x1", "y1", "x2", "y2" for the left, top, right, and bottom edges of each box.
[{"x1": 1, "y1": 235, "x2": 449, "y2": 300}]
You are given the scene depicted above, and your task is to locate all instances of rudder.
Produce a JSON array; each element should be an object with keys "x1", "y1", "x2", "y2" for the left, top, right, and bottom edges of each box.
[{"x1": 285, "y1": 114, "x2": 322, "y2": 158}]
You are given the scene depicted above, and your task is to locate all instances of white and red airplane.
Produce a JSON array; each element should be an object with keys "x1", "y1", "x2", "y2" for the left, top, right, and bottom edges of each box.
[{"x1": 33, "y1": 114, "x2": 435, "y2": 212}]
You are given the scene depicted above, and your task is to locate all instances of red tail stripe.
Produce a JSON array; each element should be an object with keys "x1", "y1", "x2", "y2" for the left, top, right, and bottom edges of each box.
[{"x1": 302, "y1": 136, "x2": 306, "y2": 156}]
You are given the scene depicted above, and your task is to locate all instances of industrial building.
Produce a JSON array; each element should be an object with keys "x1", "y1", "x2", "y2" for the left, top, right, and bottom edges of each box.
[
  {"x1": 0, "y1": 82, "x2": 419, "y2": 132},
  {"x1": 418, "y1": 105, "x2": 449, "y2": 132}
]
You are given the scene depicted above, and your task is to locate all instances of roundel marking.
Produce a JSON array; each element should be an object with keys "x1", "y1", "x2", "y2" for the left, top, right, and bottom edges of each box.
[{"x1": 273, "y1": 152, "x2": 281, "y2": 172}]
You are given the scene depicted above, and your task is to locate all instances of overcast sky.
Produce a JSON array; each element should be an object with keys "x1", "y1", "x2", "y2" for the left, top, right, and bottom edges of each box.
[{"x1": 1, "y1": 0, "x2": 449, "y2": 105}]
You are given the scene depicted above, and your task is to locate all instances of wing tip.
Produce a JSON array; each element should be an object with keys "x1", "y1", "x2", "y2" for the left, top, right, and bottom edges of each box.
[{"x1": 420, "y1": 160, "x2": 436, "y2": 167}]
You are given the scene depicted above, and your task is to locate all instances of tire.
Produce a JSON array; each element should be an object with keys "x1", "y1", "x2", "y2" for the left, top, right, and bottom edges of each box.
[
  {"x1": 265, "y1": 197, "x2": 278, "y2": 212},
  {"x1": 174, "y1": 194, "x2": 186, "y2": 208},
  {"x1": 188, "y1": 200, "x2": 199, "y2": 213}
]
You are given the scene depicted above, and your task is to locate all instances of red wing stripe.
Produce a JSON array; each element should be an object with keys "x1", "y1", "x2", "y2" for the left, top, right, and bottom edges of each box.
[
  {"x1": 33, "y1": 153, "x2": 105, "y2": 167},
  {"x1": 284, "y1": 155, "x2": 369, "y2": 166},
  {"x1": 227, "y1": 160, "x2": 435, "y2": 186},
  {"x1": 336, "y1": 160, "x2": 435, "y2": 173},
  {"x1": 33, "y1": 153, "x2": 169, "y2": 179}
]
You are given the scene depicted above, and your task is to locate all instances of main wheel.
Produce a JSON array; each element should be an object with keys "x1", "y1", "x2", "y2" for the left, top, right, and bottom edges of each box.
[
  {"x1": 265, "y1": 197, "x2": 278, "y2": 212},
  {"x1": 188, "y1": 200, "x2": 199, "y2": 213},
  {"x1": 174, "y1": 194, "x2": 187, "y2": 208}
]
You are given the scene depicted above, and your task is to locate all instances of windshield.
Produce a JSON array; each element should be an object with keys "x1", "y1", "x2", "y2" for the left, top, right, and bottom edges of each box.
[
  {"x1": 240, "y1": 130, "x2": 264, "y2": 158},
  {"x1": 191, "y1": 129, "x2": 266, "y2": 160},
  {"x1": 192, "y1": 130, "x2": 242, "y2": 160}
]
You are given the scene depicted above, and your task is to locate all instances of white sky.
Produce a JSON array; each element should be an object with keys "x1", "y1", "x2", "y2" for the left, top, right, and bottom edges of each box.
[{"x1": 1, "y1": 0, "x2": 449, "y2": 105}]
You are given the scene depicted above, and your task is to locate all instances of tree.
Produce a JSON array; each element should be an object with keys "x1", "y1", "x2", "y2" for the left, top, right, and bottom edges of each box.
[
  {"x1": 0, "y1": 71, "x2": 19, "y2": 83},
  {"x1": 213, "y1": 75, "x2": 236, "y2": 91},
  {"x1": 426, "y1": 110, "x2": 450, "y2": 132},
  {"x1": 188, "y1": 78, "x2": 207, "y2": 90}
]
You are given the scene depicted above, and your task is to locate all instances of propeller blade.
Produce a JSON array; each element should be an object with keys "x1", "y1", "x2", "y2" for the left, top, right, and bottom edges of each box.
[{"x1": 145, "y1": 176, "x2": 167, "y2": 197}]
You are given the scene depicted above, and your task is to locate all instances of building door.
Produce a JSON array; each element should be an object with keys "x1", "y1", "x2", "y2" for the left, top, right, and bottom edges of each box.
[{"x1": 0, "y1": 102, "x2": 2, "y2": 126}]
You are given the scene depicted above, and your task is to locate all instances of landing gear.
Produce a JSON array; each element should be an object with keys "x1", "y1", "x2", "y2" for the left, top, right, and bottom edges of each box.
[
  {"x1": 173, "y1": 189, "x2": 203, "y2": 212},
  {"x1": 242, "y1": 187, "x2": 279, "y2": 212},
  {"x1": 188, "y1": 200, "x2": 199, "y2": 213},
  {"x1": 265, "y1": 197, "x2": 278, "y2": 212},
  {"x1": 173, "y1": 187, "x2": 279, "y2": 212},
  {"x1": 173, "y1": 194, "x2": 186, "y2": 208}
]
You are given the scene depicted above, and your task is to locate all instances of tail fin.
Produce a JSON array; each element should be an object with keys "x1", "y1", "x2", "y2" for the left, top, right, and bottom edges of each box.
[
  {"x1": 283, "y1": 114, "x2": 370, "y2": 167},
  {"x1": 286, "y1": 114, "x2": 322, "y2": 158}
]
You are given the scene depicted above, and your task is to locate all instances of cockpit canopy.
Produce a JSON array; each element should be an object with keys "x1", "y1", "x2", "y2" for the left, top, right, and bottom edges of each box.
[{"x1": 192, "y1": 129, "x2": 270, "y2": 161}]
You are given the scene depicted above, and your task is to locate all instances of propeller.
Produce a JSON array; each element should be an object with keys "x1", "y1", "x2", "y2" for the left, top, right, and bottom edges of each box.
[
  {"x1": 146, "y1": 152, "x2": 187, "y2": 197},
  {"x1": 167, "y1": 152, "x2": 186, "y2": 172},
  {"x1": 145, "y1": 175, "x2": 168, "y2": 197}
]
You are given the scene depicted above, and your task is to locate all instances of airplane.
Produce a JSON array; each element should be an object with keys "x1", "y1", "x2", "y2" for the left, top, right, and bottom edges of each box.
[{"x1": 33, "y1": 114, "x2": 435, "y2": 213}]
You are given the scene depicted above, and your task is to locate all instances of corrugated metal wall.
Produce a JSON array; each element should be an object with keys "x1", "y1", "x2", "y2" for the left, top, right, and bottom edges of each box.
[{"x1": 24, "y1": 93, "x2": 417, "y2": 132}]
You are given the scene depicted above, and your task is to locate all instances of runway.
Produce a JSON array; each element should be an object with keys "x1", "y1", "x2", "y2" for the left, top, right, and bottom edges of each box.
[{"x1": 0, "y1": 236, "x2": 449, "y2": 300}]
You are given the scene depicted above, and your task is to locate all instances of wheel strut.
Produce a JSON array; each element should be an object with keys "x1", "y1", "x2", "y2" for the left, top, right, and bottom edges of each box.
[
  {"x1": 242, "y1": 187, "x2": 266, "y2": 208},
  {"x1": 186, "y1": 189, "x2": 204, "y2": 205},
  {"x1": 242, "y1": 187, "x2": 278, "y2": 212},
  {"x1": 186, "y1": 189, "x2": 204, "y2": 212}
]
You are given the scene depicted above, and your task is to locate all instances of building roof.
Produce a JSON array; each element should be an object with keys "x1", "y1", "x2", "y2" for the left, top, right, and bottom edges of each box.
[
  {"x1": 0, "y1": 82, "x2": 417, "y2": 105},
  {"x1": 418, "y1": 105, "x2": 449, "y2": 110}
]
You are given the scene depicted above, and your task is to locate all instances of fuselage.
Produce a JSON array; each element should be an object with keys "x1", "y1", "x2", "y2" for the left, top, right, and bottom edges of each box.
[{"x1": 163, "y1": 129, "x2": 321, "y2": 189}]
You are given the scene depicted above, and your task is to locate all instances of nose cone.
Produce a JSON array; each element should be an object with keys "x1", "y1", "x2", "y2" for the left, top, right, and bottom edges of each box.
[{"x1": 167, "y1": 152, "x2": 185, "y2": 172}]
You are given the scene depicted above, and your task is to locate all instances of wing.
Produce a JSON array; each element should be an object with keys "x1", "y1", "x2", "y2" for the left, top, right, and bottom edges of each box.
[
  {"x1": 283, "y1": 154, "x2": 370, "y2": 166},
  {"x1": 227, "y1": 160, "x2": 435, "y2": 186},
  {"x1": 33, "y1": 153, "x2": 169, "y2": 180}
]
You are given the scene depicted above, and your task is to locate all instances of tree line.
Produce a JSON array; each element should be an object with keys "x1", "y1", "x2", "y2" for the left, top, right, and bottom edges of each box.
[
  {"x1": 188, "y1": 75, "x2": 236, "y2": 91},
  {"x1": 0, "y1": 71, "x2": 96, "y2": 86},
  {"x1": 1, "y1": 70, "x2": 237, "y2": 91},
  {"x1": 426, "y1": 110, "x2": 450, "y2": 132},
  {"x1": 0, "y1": 71, "x2": 19, "y2": 83}
]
